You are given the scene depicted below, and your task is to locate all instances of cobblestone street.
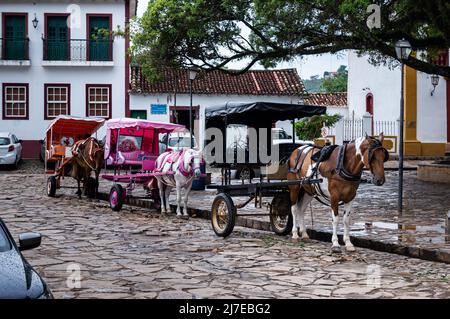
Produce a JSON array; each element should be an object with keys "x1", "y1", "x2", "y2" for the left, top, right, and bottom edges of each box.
[{"x1": 1, "y1": 166, "x2": 450, "y2": 299}]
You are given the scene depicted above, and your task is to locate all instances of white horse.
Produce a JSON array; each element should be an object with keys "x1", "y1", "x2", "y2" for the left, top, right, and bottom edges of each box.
[{"x1": 155, "y1": 148, "x2": 203, "y2": 217}]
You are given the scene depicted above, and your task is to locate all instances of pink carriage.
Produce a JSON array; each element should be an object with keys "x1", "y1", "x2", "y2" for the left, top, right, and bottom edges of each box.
[{"x1": 101, "y1": 118, "x2": 186, "y2": 211}]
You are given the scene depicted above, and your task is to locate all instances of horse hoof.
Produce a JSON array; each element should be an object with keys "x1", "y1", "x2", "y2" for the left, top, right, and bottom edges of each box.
[
  {"x1": 301, "y1": 233, "x2": 310, "y2": 241},
  {"x1": 331, "y1": 246, "x2": 342, "y2": 254},
  {"x1": 291, "y1": 237, "x2": 300, "y2": 243},
  {"x1": 345, "y1": 245, "x2": 356, "y2": 252}
]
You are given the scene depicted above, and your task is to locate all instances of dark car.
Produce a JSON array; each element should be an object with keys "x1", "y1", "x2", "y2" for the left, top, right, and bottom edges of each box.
[{"x1": 0, "y1": 218, "x2": 53, "y2": 299}]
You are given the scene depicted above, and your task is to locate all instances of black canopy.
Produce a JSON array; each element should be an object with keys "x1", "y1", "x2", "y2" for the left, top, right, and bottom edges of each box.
[{"x1": 205, "y1": 101, "x2": 326, "y2": 128}]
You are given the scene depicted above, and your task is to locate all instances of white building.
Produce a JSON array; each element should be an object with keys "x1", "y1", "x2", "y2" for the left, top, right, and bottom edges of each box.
[
  {"x1": 129, "y1": 67, "x2": 316, "y2": 149},
  {"x1": 0, "y1": 0, "x2": 137, "y2": 158},
  {"x1": 348, "y1": 50, "x2": 449, "y2": 156}
]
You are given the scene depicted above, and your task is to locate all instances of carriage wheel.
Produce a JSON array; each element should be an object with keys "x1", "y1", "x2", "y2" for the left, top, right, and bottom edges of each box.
[
  {"x1": 211, "y1": 193, "x2": 236, "y2": 237},
  {"x1": 109, "y1": 184, "x2": 124, "y2": 212},
  {"x1": 270, "y1": 193, "x2": 293, "y2": 236},
  {"x1": 86, "y1": 177, "x2": 97, "y2": 199},
  {"x1": 47, "y1": 176, "x2": 57, "y2": 197}
]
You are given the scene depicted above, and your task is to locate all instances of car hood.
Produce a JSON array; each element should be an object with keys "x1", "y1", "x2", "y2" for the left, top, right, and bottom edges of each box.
[{"x1": 0, "y1": 249, "x2": 45, "y2": 299}]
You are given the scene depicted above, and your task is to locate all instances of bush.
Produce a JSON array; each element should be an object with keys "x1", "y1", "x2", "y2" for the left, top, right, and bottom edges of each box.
[{"x1": 295, "y1": 114, "x2": 342, "y2": 141}]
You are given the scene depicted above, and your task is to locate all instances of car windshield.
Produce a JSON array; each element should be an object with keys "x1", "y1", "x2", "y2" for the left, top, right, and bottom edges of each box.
[
  {"x1": 0, "y1": 137, "x2": 10, "y2": 146},
  {"x1": 0, "y1": 224, "x2": 11, "y2": 252},
  {"x1": 169, "y1": 137, "x2": 194, "y2": 147}
]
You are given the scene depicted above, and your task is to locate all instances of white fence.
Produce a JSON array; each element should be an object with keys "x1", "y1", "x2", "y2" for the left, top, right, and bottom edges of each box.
[
  {"x1": 374, "y1": 120, "x2": 399, "y2": 136},
  {"x1": 324, "y1": 114, "x2": 399, "y2": 153}
]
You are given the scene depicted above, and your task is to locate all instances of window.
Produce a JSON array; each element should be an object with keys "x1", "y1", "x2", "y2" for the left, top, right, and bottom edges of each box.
[
  {"x1": 2, "y1": 84, "x2": 28, "y2": 119},
  {"x1": 87, "y1": 14, "x2": 112, "y2": 61},
  {"x1": 2, "y1": 13, "x2": 28, "y2": 60},
  {"x1": 86, "y1": 84, "x2": 111, "y2": 118},
  {"x1": 45, "y1": 84, "x2": 70, "y2": 119},
  {"x1": 0, "y1": 223, "x2": 12, "y2": 252}
]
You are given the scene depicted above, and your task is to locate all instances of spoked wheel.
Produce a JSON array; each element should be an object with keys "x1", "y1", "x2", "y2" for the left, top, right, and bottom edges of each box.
[
  {"x1": 270, "y1": 193, "x2": 293, "y2": 236},
  {"x1": 211, "y1": 193, "x2": 236, "y2": 237},
  {"x1": 109, "y1": 184, "x2": 125, "y2": 212},
  {"x1": 86, "y1": 177, "x2": 97, "y2": 199},
  {"x1": 47, "y1": 176, "x2": 57, "y2": 197}
]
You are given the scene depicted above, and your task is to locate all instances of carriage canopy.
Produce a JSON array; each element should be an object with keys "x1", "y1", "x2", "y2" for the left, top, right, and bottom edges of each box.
[
  {"x1": 45, "y1": 115, "x2": 105, "y2": 151},
  {"x1": 104, "y1": 118, "x2": 186, "y2": 160},
  {"x1": 205, "y1": 101, "x2": 327, "y2": 129}
]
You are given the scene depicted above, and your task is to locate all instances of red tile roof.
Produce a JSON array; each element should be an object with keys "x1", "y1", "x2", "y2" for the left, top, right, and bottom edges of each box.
[
  {"x1": 130, "y1": 66, "x2": 307, "y2": 96},
  {"x1": 304, "y1": 92, "x2": 347, "y2": 108}
]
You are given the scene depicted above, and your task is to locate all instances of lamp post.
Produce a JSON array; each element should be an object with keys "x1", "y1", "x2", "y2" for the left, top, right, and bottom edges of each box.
[
  {"x1": 395, "y1": 39, "x2": 412, "y2": 213},
  {"x1": 188, "y1": 68, "x2": 198, "y2": 148}
]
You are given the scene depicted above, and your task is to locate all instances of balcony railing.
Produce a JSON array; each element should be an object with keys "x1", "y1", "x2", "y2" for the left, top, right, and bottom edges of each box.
[
  {"x1": 43, "y1": 38, "x2": 113, "y2": 62},
  {"x1": 0, "y1": 38, "x2": 30, "y2": 60}
]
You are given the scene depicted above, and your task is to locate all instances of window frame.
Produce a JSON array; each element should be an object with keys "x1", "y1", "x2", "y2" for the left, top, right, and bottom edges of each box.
[
  {"x1": 44, "y1": 83, "x2": 71, "y2": 120},
  {"x1": 2, "y1": 83, "x2": 29, "y2": 120},
  {"x1": 85, "y1": 84, "x2": 112, "y2": 119}
]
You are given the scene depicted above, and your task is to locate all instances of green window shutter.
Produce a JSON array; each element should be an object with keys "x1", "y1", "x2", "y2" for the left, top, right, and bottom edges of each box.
[
  {"x1": 4, "y1": 16, "x2": 26, "y2": 60},
  {"x1": 46, "y1": 16, "x2": 69, "y2": 60},
  {"x1": 89, "y1": 16, "x2": 111, "y2": 61}
]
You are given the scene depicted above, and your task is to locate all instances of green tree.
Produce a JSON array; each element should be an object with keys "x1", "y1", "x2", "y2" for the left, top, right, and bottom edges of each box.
[
  {"x1": 321, "y1": 65, "x2": 348, "y2": 92},
  {"x1": 132, "y1": 0, "x2": 450, "y2": 80},
  {"x1": 295, "y1": 114, "x2": 343, "y2": 141}
]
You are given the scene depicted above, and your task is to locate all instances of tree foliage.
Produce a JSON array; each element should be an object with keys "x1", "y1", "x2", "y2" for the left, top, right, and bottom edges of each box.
[
  {"x1": 322, "y1": 65, "x2": 348, "y2": 92},
  {"x1": 132, "y1": 0, "x2": 450, "y2": 80},
  {"x1": 295, "y1": 114, "x2": 343, "y2": 141}
]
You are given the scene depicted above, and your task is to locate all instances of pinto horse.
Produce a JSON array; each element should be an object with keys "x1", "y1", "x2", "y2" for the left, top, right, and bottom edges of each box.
[
  {"x1": 71, "y1": 137, "x2": 104, "y2": 198},
  {"x1": 154, "y1": 148, "x2": 203, "y2": 217},
  {"x1": 287, "y1": 134, "x2": 388, "y2": 253}
]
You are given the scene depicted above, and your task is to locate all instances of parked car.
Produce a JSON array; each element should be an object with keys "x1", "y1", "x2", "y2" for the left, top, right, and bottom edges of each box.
[
  {"x1": 159, "y1": 132, "x2": 198, "y2": 153},
  {"x1": 0, "y1": 218, "x2": 53, "y2": 299},
  {"x1": 272, "y1": 127, "x2": 292, "y2": 144},
  {"x1": 232, "y1": 128, "x2": 305, "y2": 179},
  {"x1": 0, "y1": 132, "x2": 23, "y2": 169}
]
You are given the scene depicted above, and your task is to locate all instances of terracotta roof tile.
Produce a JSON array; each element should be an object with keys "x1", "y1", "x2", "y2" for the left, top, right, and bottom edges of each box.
[
  {"x1": 130, "y1": 66, "x2": 307, "y2": 96},
  {"x1": 304, "y1": 92, "x2": 347, "y2": 108}
]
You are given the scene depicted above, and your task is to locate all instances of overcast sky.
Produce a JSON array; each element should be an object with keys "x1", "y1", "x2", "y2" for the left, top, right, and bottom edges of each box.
[{"x1": 136, "y1": 1, "x2": 348, "y2": 80}]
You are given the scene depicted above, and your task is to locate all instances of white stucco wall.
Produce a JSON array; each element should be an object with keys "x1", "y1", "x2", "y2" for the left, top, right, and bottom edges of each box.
[
  {"x1": 417, "y1": 73, "x2": 447, "y2": 143},
  {"x1": 0, "y1": 0, "x2": 127, "y2": 142},
  {"x1": 348, "y1": 51, "x2": 401, "y2": 121},
  {"x1": 348, "y1": 50, "x2": 448, "y2": 143}
]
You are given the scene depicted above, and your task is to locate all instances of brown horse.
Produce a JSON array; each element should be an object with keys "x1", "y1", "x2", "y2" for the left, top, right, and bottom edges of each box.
[
  {"x1": 287, "y1": 134, "x2": 388, "y2": 253},
  {"x1": 71, "y1": 137, "x2": 104, "y2": 198}
]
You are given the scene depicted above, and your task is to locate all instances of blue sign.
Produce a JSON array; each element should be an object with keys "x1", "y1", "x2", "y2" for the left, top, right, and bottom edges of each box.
[{"x1": 151, "y1": 104, "x2": 167, "y2": 115}]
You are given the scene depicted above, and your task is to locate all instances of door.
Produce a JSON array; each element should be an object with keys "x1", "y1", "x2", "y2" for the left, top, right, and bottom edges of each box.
[
  {"x1": 11, "y1": 135, "x2": 22, "y2": 161},
  {"x1": 4, "y1": 15, "x2": 26, "y2": 60},
  {"x1": 88, "y1": 16, "x2": 110, "y2": 61},
  {"x1": 130, "y1": 110, "x2": 147, "y2": 120},
  {"x1": 46, "y1": 16, "x2": 69, "y2": 60}
]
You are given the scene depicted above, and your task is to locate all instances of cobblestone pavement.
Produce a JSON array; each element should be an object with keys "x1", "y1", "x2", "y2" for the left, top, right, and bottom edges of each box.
[{"x1": 1, "y1": 172, "x2": 450, "y2": 299}]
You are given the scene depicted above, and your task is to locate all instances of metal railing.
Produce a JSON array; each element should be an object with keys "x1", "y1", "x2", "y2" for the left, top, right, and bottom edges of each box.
[
  {"x1": 0, "y1": 38, "x2": 30, "y2": 60},
  {"x1": 343, "y1": 118, "x2": 363, "y2": 142},
  {"x1": 374, "y1": 120, "x2": 398, "y2": 136},
  {"x1": 43, "y1": 38, "x2": 113, "y2": 62}
]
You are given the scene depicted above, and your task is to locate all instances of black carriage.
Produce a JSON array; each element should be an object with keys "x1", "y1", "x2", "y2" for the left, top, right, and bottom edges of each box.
[{"x1": 205, "y1": 102, "x2": 326, "y2": 237}]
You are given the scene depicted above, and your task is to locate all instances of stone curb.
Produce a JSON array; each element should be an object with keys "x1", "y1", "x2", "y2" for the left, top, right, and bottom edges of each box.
[{"x1": 97, "y1": 192, "x2": 450, "y2": 265}]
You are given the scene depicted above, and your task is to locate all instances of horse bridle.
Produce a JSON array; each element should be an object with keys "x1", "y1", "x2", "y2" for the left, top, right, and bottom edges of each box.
[{"x1": 367, "y1": 138, "x2": 389, "y2": 172}]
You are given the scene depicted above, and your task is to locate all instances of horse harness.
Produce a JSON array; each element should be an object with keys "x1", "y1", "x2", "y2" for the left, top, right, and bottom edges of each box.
[
  {"x1": 289, "y1": 140, "x2": 388, "y2": 207},
  {"x1": 72, "y1": 137, "x2": 102, "y2": 171}
]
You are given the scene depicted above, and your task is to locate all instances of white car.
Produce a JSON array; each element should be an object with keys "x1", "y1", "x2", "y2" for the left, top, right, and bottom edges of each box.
[
  {"x1": 0, "y1": 132, "x2": 23, "y2": 168},
  {"x1": 160, "y1": 132, "x2": 198, "y2": 153}
]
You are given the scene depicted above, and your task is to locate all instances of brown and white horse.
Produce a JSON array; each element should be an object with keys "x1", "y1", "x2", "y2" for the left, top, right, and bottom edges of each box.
[
  {"x1": 71, "y1": 137, "x2": 104, "y2": 198},
  {"x1": 287, "y1": 134, "x2": 388, "y2": 253}
]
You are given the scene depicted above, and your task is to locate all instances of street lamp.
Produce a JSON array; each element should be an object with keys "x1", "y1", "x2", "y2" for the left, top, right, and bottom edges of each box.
[
  {"x1": 430, "y1": 74, "x2": 440, "y2": 96},
  {"x1": 32, "y1": 14, "x2": 39, "y2": 29},
  {"x1": 395, "y1": 38, "x2": 412, "y2": 213},
  {"x1": 188, "y1": 68, "x2": 198, "y2": 148}
]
